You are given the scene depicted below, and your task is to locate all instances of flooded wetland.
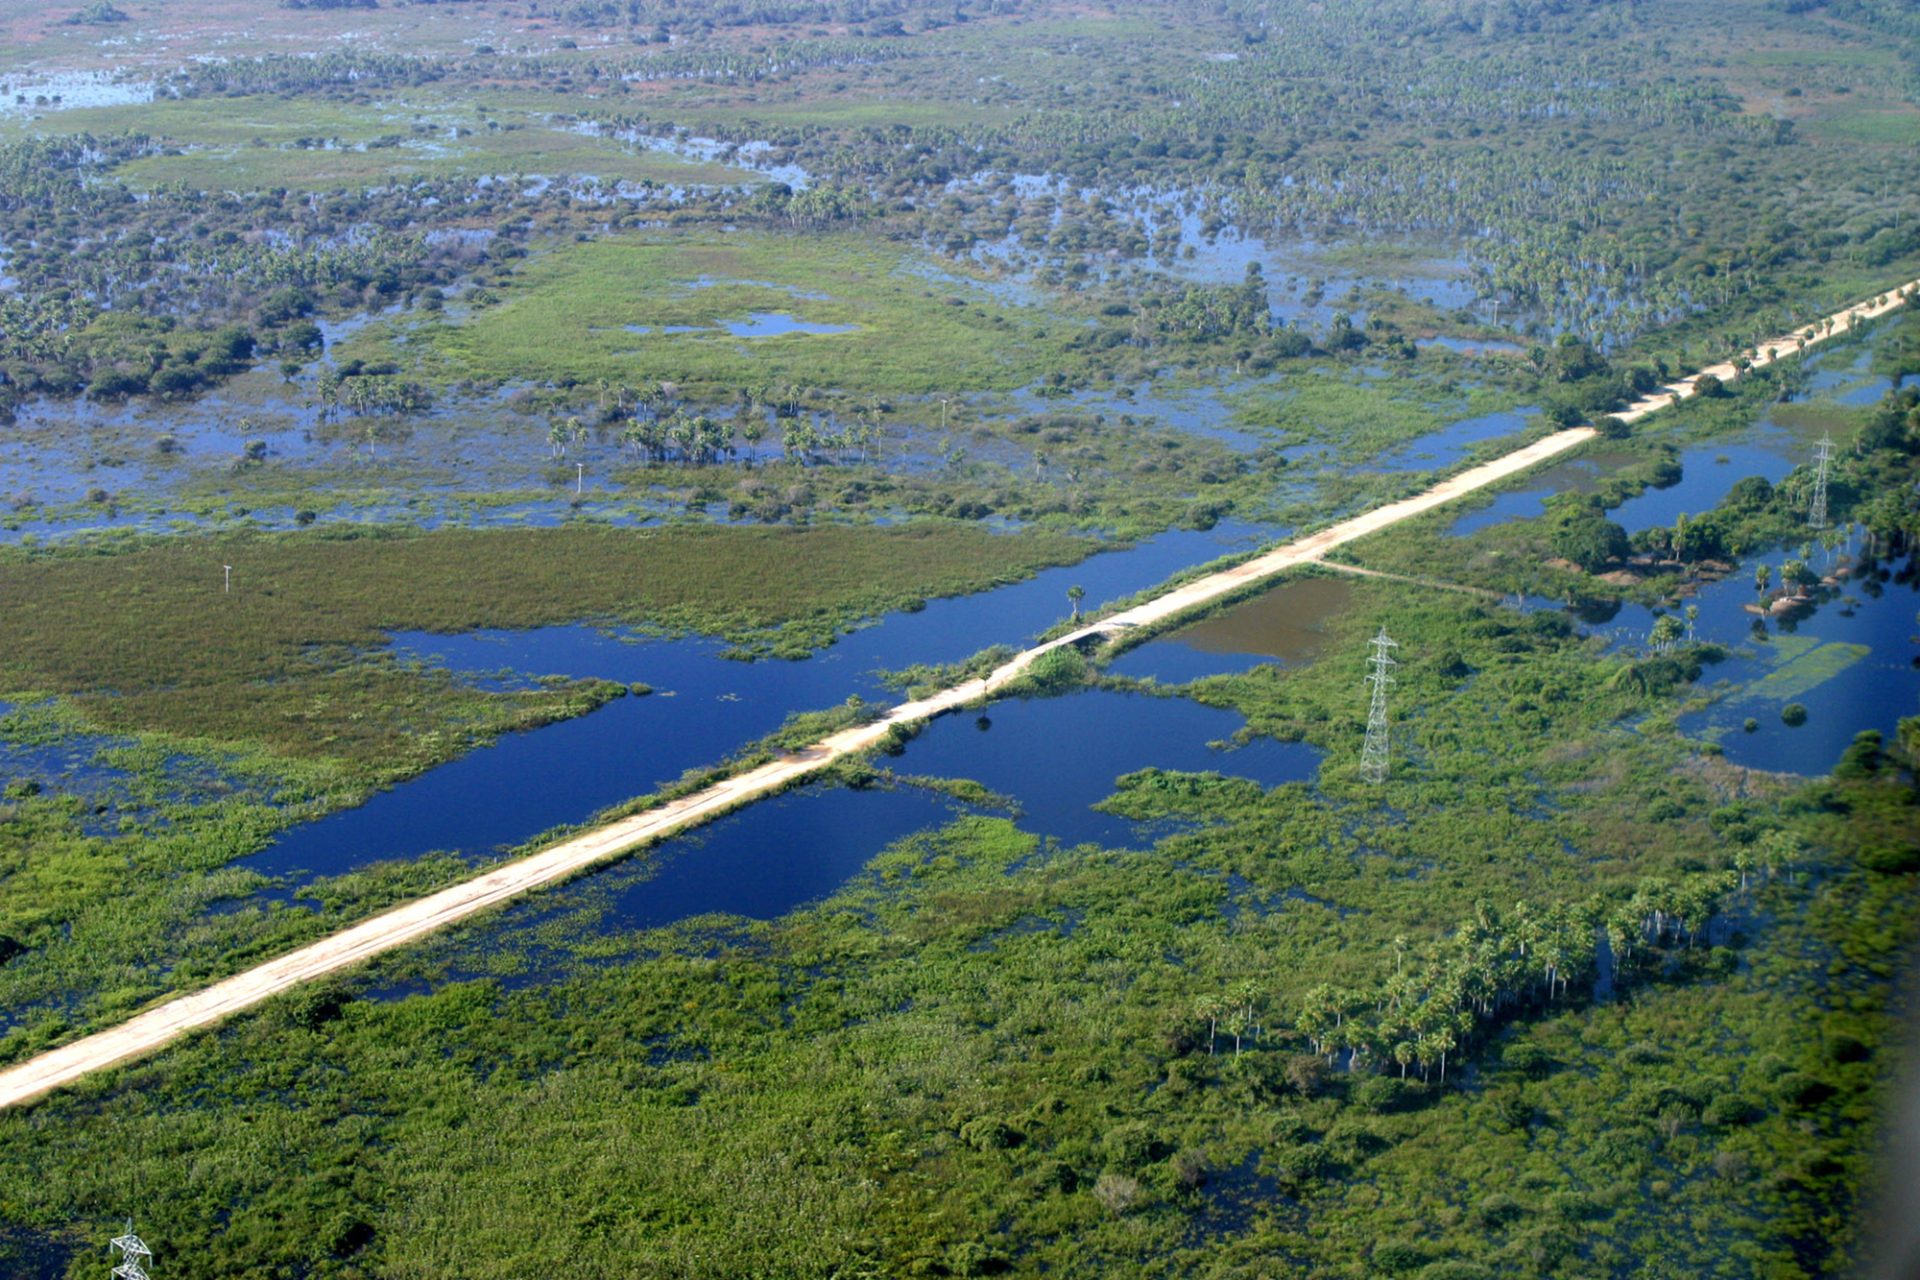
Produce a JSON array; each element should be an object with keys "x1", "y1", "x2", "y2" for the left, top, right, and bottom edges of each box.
[{"x1": 0, "y1": 1, "x2": 1917, "y2": 1277}]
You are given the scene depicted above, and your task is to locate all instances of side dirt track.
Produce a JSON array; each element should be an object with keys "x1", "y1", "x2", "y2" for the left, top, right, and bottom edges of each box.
[{"x1": 1, "y1": 278, "x2": 1913, "y2": 1112}]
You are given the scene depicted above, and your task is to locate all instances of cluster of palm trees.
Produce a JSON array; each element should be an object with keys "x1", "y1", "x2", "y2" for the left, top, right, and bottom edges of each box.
[
  {"x1": 1268, "y1": 873, "x2": 1742, "y2": 1085},
  {"x1": 314, "y1": 370, "x2": 432, "y2": 419},
  {"x1": 544, "y1": 397, "x2": 886, "y2": 468},
  {"x1": 617, "y1": 412, "x2": 734, "y2": 465}
]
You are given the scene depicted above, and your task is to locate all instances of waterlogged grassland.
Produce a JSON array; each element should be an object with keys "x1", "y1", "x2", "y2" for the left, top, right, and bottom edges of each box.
[
  {"x1": 386, "y1": 231, "x2": 1064, "y2": 396},
  {"x1": 644, "y1": 89, "x2": 1018, "y2": 134},
  {"x1": 3, "y1": 96, "x2": 749, "y2": 190},
  {"x1": 0, "y1": 518, "x2": 1093, "y2": 1067},
  {"x1": 115, "y1": 125, "x2": 742, "y2": 192},
  {"x1": 1225, "y1": 367, "x2": 1528, "y2": 457},
  {"x1": 2, "y1": 573, "x2": 1909, "y2": 1278},
  {"x1": 0, "y1": 0, "x2": 577, "y2": 69},
  {"x1": 0, "y1": 522, "x2": 1094, "y2": 757}
]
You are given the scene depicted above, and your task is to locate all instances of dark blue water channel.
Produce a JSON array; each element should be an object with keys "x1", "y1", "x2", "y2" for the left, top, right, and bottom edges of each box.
[
  {"x1": 377, "y1": 686, "x2": 1319, "y2": 983},
  {"x1": 245, "y1": 521, "x2": 1281, "y2": 883},
  {"x1": 588, "y1": 689, "x2": 1318, "y2": 935}
]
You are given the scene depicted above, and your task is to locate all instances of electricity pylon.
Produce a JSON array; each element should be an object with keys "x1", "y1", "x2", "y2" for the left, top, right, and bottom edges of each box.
[
  {"x1": 1360, "y1": 628, "x2": 1399, "y2": 784},
  {"x1": 1808, "y1": 433, "x2": 1834, "y2": 530},
  {"x1": 110, "y1": 1221, "x2": 152, "y2": 1280}
]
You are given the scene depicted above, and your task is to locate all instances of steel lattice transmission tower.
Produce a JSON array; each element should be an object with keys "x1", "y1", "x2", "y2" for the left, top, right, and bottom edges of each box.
[
  {"x1": 110, "y1": 1221, "x2": 152, "y2": 1280},
  {"x1": 1808, "y1": 433, "x2": 1835, "y2": 530},
  {"x1": 1360, "y1": 628, "x2": 1399, "y2": 784}
]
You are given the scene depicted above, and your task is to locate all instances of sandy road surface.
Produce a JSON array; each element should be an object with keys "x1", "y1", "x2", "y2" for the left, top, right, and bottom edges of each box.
[{"x1": 1, "y1": 279, "x2": 1913, "y2": 1112}]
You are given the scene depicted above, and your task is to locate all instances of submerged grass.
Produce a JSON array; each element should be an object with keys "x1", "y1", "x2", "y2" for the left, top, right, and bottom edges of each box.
[{"x1": 1741, "y1": 640, "x2": 1870, "y2": 705}]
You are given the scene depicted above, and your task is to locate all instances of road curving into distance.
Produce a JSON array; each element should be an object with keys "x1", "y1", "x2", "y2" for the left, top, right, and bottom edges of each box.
[{"x1": 1, "y1": 278, "x2": 1914, "y2": 1112}]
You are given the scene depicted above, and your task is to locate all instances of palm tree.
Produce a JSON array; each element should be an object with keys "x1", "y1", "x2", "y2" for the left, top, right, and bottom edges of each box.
[
  {"x1": 1194, "y1": 995, "x2": 1225, "y2": 1057},
  {"x1": 1431, "y1": 1026, "x2": 1457, "y2": 1083},
  {"x1": 1067, "y1": 585, "x2": 1086, "y2": 620},
  {"x1": 1230, "y1": 980, "x2": 1261, "y2": 1047}
]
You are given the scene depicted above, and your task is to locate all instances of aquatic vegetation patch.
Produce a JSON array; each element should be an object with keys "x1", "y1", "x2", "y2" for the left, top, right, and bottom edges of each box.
[{"x1": 1739, "y1": 640, "x2": 1870, "y2": 706}]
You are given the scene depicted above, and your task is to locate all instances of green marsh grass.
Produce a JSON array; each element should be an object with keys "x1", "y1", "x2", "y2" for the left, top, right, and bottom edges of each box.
[
  {"x1": 395, "y1": 230, "x2": 1062, "y2": 396},
  {"x1": 0, "y1": 521, "x2": 1094, "y2": 763}
]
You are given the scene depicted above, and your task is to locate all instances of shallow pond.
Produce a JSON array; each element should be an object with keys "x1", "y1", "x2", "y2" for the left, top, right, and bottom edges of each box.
[
  {"x1": 0, "y1": 73, "x2": 152, "y2": 116},
  {"x1": 1446, "y1": 450, "x2": 1637, "y2": 537},
  {"x1": 1109, "y1": 576, "x2": 1356, "y2": 683},
  {"x1": 723, "y1": 312, "x2": 857, "y2": 338},
  {"x1": 1380, "y1": 407, "x2": 1539, "y2": 473}
]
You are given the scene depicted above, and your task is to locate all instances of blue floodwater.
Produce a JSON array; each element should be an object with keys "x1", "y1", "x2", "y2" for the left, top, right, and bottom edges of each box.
[
  {"x1": 1416, "y1": 335, "x2": 1524, "y2": 356},
  {"x1": 1674, "y1": 564, "x2": 1912, "y2": 771},
  {"x1": 548, "y1": 687, "x2": 1319, "y2": 941},
  {"x1": 892, "y1": 688, "x2": 1321, "y2": 849},
  {"x1": 1605, "y1": 440, "x2": 1800, "y2": 534},
  {"x1": 0, "y1": 704, "x2": 265, "y2": 836},
  {"x1": 1447, "y1": 456, "x2": 1613, "y2": 537},
  {"x1": 1002, "y1": 380, "x2": 1274, "y2": 453},
  {"x1": 246, "y1": 521, "x2": 1280, "y2": 881},
  {"x1": 599, "y1": 782, "x2": 973, "y2": 932},
  {"x1": 1591, "y1": 556, "x2": 1920, "y2": 774},
  {"x1": 1382, "y1": 407, "x2": 1539, "y2": 473},
  {"x1": 723, "y1": 313, "x2": 857, "y2": 338}
]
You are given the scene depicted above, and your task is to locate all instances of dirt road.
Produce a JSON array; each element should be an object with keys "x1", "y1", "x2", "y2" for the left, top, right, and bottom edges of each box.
[{"x1": 1, "y1": 278, "x2": 1912, "y2": 1112}]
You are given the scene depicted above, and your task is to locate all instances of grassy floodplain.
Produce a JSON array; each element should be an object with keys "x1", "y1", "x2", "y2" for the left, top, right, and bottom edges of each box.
[
  {"x1": 2, "y1": 571, "x2": 1911, "y2": 1278},
  {"x1": 0, "y1": 520, "x2": 1095, "y2": 1073},
  {"x1": 384, "y1": 230, "x2": 1062, "y2": 397},
  {"x1": 0, "y1": 521, "x2": 1098, "y2": 759}
]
